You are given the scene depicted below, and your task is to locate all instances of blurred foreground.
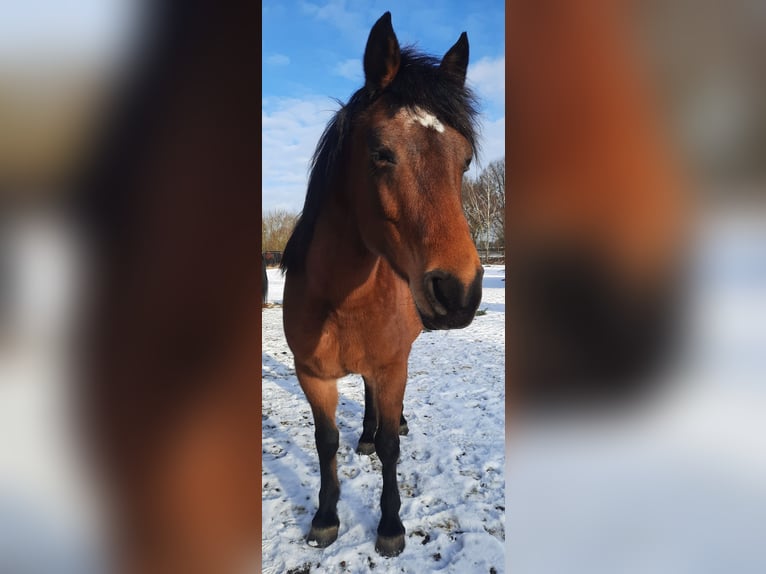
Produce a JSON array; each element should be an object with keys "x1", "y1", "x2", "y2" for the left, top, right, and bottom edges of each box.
[
  {"x1": 507, "y1": 201, "x2": 766, "y2": 573},
  {"x1": 0, "y1": 211, "x2": 106, "y2": 572},
  {"x1": 505, "y1": 2, "x2": 765, "y2": 572}
]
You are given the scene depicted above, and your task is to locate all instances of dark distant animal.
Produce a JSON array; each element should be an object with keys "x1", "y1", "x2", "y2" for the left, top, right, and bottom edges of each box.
[
  {"x1": 262, "y1": 254, "x2": 268, "y2": 305},
  {"x1": 281, "y1": 12, "x2": 482, "y2": 556}
]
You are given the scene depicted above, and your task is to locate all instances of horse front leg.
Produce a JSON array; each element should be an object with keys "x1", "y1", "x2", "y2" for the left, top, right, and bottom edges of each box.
[
  {"x1": 371, "y1": 364, "x2": 407, "y2": 557},
  {"x1": 298, "y1": 371, "x2": 340, "y2": 548},
  {"x1": 358, "y1": 378, "x2": 409, "y2": 455}
]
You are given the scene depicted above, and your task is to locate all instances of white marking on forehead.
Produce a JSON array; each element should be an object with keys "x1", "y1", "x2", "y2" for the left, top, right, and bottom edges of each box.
[{"x1": 402, "y1": 106, "x2": 445, "y2": 133}]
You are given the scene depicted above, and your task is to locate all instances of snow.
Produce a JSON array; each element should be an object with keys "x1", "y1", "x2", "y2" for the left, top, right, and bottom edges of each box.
[{"x1": 262, "y1": 266, "x2": 506, "y2": 573}]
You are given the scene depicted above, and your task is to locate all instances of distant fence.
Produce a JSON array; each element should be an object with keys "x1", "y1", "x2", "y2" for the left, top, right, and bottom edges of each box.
[
  {"x1": 263, "y1": 251, "x2": 282, "y2": 267},
  {"x1": 480, "y1": 248, "x2": 505, "y2": 265}
]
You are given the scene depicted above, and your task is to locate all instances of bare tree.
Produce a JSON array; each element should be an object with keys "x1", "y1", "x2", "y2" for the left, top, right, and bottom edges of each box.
[
  {"x1": 461, "y1": 177, "x2": 486, "y2": 246},
  {"x1": 262, "y1": 209, "x2": 299, "y2": 253},
  {"x1": 462, "y1": 157, "x2": 505, "y2": 261},
  {"x1": 481, "y1": 158, "x2": 505, "y2": 248}
]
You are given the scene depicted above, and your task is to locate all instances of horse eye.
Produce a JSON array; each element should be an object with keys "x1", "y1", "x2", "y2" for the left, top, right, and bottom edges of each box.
[
  {"x1": 463, "y1": 157, "x2": 472, "y2": 172},
  {"x1": 371, "y1": 148, "x2": 396, "y2": 165}
]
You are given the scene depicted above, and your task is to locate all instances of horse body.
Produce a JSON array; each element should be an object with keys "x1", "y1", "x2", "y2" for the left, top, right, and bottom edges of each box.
[
  {"x1": 284, "y1": 153, "x2": 423, "y2": 379},
  {"x1": 285, "y1": 258, "x2": 420, "y2": 381},
  {"x1": 281, "y1": 12, "x2": 482, "y2": 557}
]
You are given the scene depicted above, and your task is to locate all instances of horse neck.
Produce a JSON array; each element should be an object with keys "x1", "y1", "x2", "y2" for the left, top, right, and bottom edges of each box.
[{"x1": 304, "y1": 180, "x2": 384, "y2": 300}]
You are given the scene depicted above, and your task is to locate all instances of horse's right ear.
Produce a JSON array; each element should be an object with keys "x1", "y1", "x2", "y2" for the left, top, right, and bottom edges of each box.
[{"x1": 364, "y1": 12, "x2": 401, "y2": 93}]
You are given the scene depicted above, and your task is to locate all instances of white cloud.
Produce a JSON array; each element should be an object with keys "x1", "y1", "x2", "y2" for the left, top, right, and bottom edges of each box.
[
  {"x1": 262, "y1": 96, "x2": 339, "y2": 212},
  {"x1": 468, "y1": 55, "x2": 505, "y2": 110},
  {"x1": 299, "y1": 0, "x2": 369, "y2": 45},
  {"x1": 475, "y1": 115, "x2": 505, "y2": 171},
  {"x1": 333, "y1": 58, "x2": 362, "y2": 82},
  {"x1": 265, "y1": 53, "x2": 290, "y2": 66},
  {"x1": 466, "y1": 55, "x2": 505, "y2": 166}
]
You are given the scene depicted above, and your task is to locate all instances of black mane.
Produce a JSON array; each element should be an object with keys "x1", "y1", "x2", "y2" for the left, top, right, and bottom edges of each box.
[{"x1": 280, "y1": 47, "x2": 480, "y2": 273}]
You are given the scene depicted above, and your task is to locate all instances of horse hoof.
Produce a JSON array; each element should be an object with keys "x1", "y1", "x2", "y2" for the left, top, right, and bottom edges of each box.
[
  {"x1": 356, "y1": 441, "x2": 375, "y2": 455},
  {"x1": 398, "y1": 423, "x2": 409, "y2": 436},
  {"x1": 375, "y1": 534, "x2": 405, "y2": 557},
  {"x1": 307, "y1": 525, "x2": 339, "y2": 548}
]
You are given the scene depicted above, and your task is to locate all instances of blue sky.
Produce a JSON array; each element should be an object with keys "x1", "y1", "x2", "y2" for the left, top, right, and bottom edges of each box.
[{"x1": 262, "y1": 0, "x2": 505, "y2": 213}]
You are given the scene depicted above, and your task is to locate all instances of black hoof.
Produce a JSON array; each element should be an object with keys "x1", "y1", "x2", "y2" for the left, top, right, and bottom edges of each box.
[
  {"x1": 375, "y1": 533, "x2": 405, "y2": 557},
  {"x1": 356, "y1": 441, "x2": 375, "y2": 455},
  {"x1": 307, "y1": 525, "x2": 339, "y2": 548},
  {"x1": 398, "y1": 422, "x2": 409, "y2": 436}
]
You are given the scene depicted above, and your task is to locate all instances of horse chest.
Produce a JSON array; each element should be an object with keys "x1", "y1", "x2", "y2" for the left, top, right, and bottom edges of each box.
[{"x1": 318, "y1": 309, "x2": 415, "y2": 377}]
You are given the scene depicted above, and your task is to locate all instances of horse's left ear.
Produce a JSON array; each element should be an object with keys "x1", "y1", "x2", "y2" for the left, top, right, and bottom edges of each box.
[
  {"x1": 364, "y1": 12, "x2": 401, "y2": 93},
  {"x1": 440, "y1": 32, "x2": 469, "y2": 85}
]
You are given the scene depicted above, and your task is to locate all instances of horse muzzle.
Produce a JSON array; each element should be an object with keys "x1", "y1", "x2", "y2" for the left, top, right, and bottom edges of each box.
[{"x1": 418, "y1": 267, "x2": 483, "y2": 330}]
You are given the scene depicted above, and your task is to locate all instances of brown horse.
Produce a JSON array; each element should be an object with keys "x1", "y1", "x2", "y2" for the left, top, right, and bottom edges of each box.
[
  {"x1": 281, "y1": 12, "x2": 482, "y2": 557},
  {"x1": 506, "y1": 1, "x2": 689, "y2": 407}
]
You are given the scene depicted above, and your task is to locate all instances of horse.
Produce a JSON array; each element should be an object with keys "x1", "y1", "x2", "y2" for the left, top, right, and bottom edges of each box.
[
  {"x1": 505, "y1": 1, "x2": 689, "y2": 408},
  {"x1": 74, "y1": 3, "x2": 262, "y2": 572},
  {"x1": 280, "y1": 12, "x2": 483, "y2": 557}
]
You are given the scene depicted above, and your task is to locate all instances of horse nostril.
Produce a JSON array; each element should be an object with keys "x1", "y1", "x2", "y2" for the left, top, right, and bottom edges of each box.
[
  {"x1": 432, "y1": 277, "x2": 450, "y2": 311},
  {"x1": 424, "y1": 271, "x2": 463, "y2": 316}
]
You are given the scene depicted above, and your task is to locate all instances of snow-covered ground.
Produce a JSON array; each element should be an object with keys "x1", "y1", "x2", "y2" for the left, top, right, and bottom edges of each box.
[{"x1": 262, "y1": 266, "x2": 506, "y2": 574}]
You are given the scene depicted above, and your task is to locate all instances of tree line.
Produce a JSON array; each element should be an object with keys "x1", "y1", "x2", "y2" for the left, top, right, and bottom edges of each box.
[
  {"x1": 461, "y1": 158, "x2": 505, "y2": 260},
  {"x1": 262, "y1": 157, "x2": 505, "y2": 262},
  {"x1": 261, "y1": 209, "x2": 298, "y2": 255}
]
